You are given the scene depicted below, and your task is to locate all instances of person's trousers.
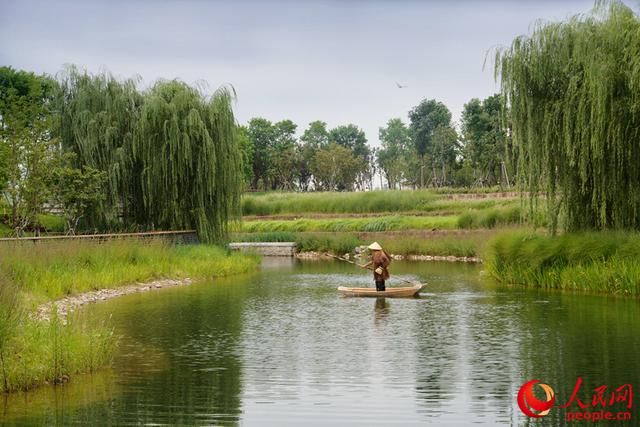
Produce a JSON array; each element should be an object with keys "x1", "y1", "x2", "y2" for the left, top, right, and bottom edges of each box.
[{"x1": 375, "y1": 280, "x2": 386, "y2": 291}]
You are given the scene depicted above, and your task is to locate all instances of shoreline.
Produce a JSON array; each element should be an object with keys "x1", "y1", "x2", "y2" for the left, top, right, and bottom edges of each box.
[
  {"x1": 33, "y1": 277, "x2": 194, "y2": 323},
  {"x1": 34, "y1": 252, "x2": 483, "y2": 323}
]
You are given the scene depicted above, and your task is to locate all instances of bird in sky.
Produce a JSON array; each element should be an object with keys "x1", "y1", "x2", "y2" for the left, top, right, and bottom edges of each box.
[{"x1": 395, "y1": 81, "x2": 407, "y2": 89}]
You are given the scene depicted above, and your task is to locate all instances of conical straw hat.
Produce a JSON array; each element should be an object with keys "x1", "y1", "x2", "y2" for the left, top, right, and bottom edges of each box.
[{"x1": 368, "y1": 242, "x2": 383, "y2": 251}]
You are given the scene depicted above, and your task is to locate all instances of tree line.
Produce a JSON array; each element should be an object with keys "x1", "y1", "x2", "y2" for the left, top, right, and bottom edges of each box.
[
  {"x1": 241, "y1": 95, "x2": 514, "y2": 192},
  {"x1": 0, "y1": 66, "x2": 242, "y2": 240},
  {"x1": 0, "y1": 64, "x2": 513, "y2": 237}
]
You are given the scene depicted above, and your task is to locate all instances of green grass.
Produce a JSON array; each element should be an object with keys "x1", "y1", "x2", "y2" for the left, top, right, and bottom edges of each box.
[
  {"x1": 457, "y1": 205, "x2": 523, "y2": 229},
  {"x1": 243, "y1": 190, "x2": 440, "y2": 215},
  {"x1": 232, "y1": 231, "x2": 487, "y2": 258},
  {"x1": 0, "y1": 239, "x2": 260, "y2": 392},
  {"x1": 380, "y1": 236, "x2": 483, "y2": 258},
  {"x1": 486, "y1": 231, "x2": 640, "y2": 295},
  {"x1": 1, "y1": 240, "x2": 259, "y2": 302},
  {"x1": 0, "y1": 313, "x2": 115, "y2": 393},
  {"x1": 36, "y1": 214, "x2": 66, "y2": 233},
  {"x1": 242, "y1": 189, "x2": 520, "y2": 216},
  {"x1": 237, "y1": 215, "x2": 459, "y2": 233}
]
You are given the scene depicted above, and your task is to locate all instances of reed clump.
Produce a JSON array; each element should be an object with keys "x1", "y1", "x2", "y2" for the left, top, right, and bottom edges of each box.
[{"x1": 486, "y1": 231, "x2": 640, "y2": 295}]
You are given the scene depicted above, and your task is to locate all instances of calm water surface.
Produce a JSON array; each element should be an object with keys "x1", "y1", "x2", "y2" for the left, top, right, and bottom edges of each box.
[{"x1": 3, "y1": 259, "x2": 640, "y2": 426}]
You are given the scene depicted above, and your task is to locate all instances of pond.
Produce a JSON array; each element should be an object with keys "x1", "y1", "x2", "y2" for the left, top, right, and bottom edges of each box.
[{"x1": 3, "y1": 259, "x2": 640, "y2": 426}]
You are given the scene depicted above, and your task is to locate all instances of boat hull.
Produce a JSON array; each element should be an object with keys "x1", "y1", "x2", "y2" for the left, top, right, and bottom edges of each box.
[{"x1": 337, "y1": 284, "x2": 423, "y2": 298}]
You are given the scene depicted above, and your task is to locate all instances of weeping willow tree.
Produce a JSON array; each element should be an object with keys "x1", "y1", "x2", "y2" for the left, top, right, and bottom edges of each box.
[
  {"x1": 56, "y1": 68, "x2": 243, "y2": 241},
  {"x1": 56, "y1": 66, "x2": 142, "y2": 228},
  {"x1": 495, "y1": 0, "x2": 640, "y2": 233},
  {"x1": 133, "y1": 81, "x2": 242, "y2": 242}
]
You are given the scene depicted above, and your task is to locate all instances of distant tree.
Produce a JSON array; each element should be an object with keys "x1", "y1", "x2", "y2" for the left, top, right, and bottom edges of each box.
[
  {"x1": 377, "y1": 118, "x2": 411, "y2": 189},
  {"x1": 268, "y1": 120, "x2": 300, "y2": 190},
  {"x1": 236, "y1": 126, "x2": 254, "y2": 189},
  {"x1": 300, "y1": 120, "x2": 329, "y2": 149},
  {"x1": 246, "y1": 118, "x2": 275, "y2": 190},
  {"x1": 329, "y1": 124, "x2": 372, "y2": 190},
  {"x1": 329, "y1": 124, "x2": 369, "y2": 158},
  {"x1": 49, "y1": 153, "x2": 106, "y2": 235},
  {"x1": 460, "y1": 94, "x2": 510, "y2": 186},
  {"x1": 430, "y1": 125, "x2": 460, "y2": 186},
  {"x1": 311, "y1": 143, "x2": 360, "y2": 191},
  {"x1": 408, "y1": 99, "x2": 452, "y2": 187},
  {"x1": 296, "y1": 143, "x2": 315, "y2": 191}
]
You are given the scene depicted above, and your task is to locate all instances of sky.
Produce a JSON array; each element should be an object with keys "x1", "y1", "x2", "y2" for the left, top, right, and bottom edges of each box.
[{"x1": 1, "y1": 0, "x2": 633, "y2": 147}]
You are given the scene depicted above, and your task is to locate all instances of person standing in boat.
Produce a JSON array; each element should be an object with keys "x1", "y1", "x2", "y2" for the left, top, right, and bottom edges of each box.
[{"x1": 360, "y1": 242, "x2": 391, "y2": 291}]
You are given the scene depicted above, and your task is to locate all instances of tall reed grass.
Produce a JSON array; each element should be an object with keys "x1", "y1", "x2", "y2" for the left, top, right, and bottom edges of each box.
[
  {"x1": 0, "y1": 239, "x2": 259, "y2": 392},
  {"x1": 486, "y1": 231, "x2": 640, "y2": 295},
  {"x1": 237, "y1": 215, "x2": 459, "y2": 233},
  {"x1": 0, "y1": 240, "x2": 258, "y2": 302},
  {"x1": 242, "y1": 190, "x2": 439, "y2": 215},
  {"x1": 242, "y1": 190, "x2": 520, "y2": 216}
]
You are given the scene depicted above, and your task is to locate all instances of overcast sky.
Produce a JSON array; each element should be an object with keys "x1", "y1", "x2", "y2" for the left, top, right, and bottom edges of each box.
[{"x1": 1, "y1": 0, "x2": 634, "y2": 146}]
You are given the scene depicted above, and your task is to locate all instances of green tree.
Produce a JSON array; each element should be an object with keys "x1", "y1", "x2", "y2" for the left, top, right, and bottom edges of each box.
[
  {"x1": 56, "y1": 66, "x2": 142, "y2": 228},
  {"x1": 430, "y1": 125, "x2": 460, "y2": 186},
  {"x1": 246, "y1": 117, "x2": 275, "y2": 190},
  {"x1": 408, "y1": 99, "x2": 452, "y2": 187},
  {"x1": 301, "y1": 120, "x2": 329, "y2": 149},
  {"x1": 0, "y1": 67, "x2": 57, "y2": 235},
  {"x1": 58, "y1": 68, "x2": 242, "y2": 242},
  {"x1": 269, "y1": 120, "x2": 299, "y2": 190},
  {"x1": 236, "y1": 126, "x2": 254, "y2": 189},
  {"x1": 329, "y1": 124, "x2": 372, "y2": 189},
  {"x1": 460, "y1": 94, "x2": 511, "y2": 186},
  {"x1": 377, "y1": 118, "x2": 411, "y2": 189},
  {"x1": 132, "y1": 81, "x2": 242, "y2": 242},
  {"x1": 311, "y1": 143, "x2": 360, "y2": 191},
  {"x1": 495, "y1": 0, "x2": 640, "y2": 232},
  {"x1": 49, "y1": 153, "x2": 106, "y2": 235},
  {"x1": 299, "y1": 121, "x2": 330, "y2": 190}
]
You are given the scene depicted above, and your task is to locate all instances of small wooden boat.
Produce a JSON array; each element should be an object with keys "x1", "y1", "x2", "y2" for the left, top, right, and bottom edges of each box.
[{"x1": 337, "y1": 284, "x2": 423, "y2": 298}]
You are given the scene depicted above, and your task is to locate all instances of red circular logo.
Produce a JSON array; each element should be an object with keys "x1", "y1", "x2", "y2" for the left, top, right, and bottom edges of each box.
[{"x1": 517, "y1": 379, "x2": 555, "y2": 418}]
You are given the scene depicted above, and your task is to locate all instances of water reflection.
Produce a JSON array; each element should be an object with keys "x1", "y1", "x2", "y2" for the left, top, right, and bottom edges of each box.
[
  {"x1": 374, "y1": 297, "x2": 390, "y2": 323},
  {"x1": 4, "y1": 261, "x2": 640, "y2": 426}
]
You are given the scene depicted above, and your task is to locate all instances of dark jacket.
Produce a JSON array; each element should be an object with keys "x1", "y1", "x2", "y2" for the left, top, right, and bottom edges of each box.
[{"x1": 371, "y1": 250, "x2": 391, "y2": 281}]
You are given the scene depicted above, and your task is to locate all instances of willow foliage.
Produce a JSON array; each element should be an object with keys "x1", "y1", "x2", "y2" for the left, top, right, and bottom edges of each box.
[
  {"x1": 57, "y1": 68, "x2": 242, "y2": 242},
  {"x1": 57, "y1": 67, "x2": 141, "y2": 227},
  {"x1": 495, "y1": 1, "x2": 640, "y2": 232}
]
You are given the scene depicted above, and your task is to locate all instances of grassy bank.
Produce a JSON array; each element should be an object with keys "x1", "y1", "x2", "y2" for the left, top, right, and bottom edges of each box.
[
  {"x1": 0, "y1": 240, "x2": 259, "y2": 392},
  {"x1": 238, "y1": 205, "x2": 524, "y2": 233},
  {"x1": 237, "y1": 215, "x2": 459, "y2": 233},
  {"x1": 232, "y1": 231, "x2": 489, "y2": 258},
  {"x1": 242, "y1": 189, "x2": 520, "y2": 216},
  {"x1": 486, "y1": 232, "x2": 640, "y2": 295}
]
